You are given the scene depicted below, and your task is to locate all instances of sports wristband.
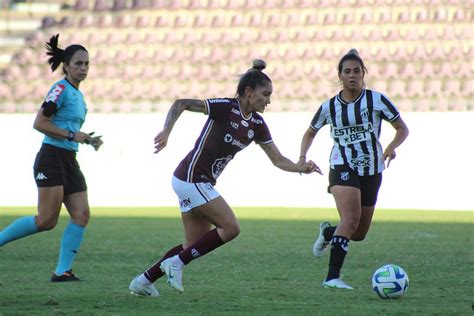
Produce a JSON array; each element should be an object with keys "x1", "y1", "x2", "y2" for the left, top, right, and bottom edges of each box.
[{"x1": 67, "y1": 131, "x2": 75, "y2": 141}]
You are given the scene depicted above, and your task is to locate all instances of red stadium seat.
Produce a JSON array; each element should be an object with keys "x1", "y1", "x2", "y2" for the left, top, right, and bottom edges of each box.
[
  {"x1": 73, "y1": 0, "x2": 88, "y2": 10},
  {"x1": 94, "y1": 0, "x2": 109, "y2": 11},
  {"x1": 405, "y1": 79, "x2": 424, "y2": 98},
  {"x1": 444, "y1": 80, "x2": 461, "y2": 97},
  {"x1": 132, "y1": 0, "x2": 147, "y2": 10},
  {"x1": 113, "y1": 0, "x2": 127, "y2": 10}
]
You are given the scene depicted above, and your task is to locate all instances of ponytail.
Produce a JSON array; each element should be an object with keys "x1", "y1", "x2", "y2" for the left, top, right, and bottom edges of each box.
[
  {"x1": 45, "y1": 34, "x2": 64, "y2": 72},
  {"x1": 44, "y1": 33, "x2": 88, "y2": 74}
]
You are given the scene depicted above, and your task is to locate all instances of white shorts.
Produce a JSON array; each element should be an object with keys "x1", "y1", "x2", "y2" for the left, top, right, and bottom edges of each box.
[{"x1": 172, "y1": 175, "x2": 221, "y2": 212}]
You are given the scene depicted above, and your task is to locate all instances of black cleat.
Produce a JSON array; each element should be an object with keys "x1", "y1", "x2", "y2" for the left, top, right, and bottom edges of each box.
[{"x1": 51, "y1": 270, "x2": 81, "y2": 282}]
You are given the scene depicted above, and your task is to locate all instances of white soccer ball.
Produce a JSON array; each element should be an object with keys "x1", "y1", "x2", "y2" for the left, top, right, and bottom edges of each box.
[{"x1": 372, "y1": 264, "x2": 409, "y2": 299}]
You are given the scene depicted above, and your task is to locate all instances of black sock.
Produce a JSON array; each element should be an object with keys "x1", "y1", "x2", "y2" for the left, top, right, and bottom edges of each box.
[
  {"x1": 323, "y1": 225, "x2": 337, "y2": 241},
  {"x1": 326, "y1": 235, "x2": 349, "y2": 281}
]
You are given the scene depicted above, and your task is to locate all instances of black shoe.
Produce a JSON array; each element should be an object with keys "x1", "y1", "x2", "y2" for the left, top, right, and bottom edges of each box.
[{"x1": 51, "y1": 270, "x2": 81, "y2": 282}]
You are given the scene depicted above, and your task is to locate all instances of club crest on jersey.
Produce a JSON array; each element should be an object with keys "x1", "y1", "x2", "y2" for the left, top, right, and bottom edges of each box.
[
  {"x1": 248, "y1": 130, "x2": 254, "y2": 139},
  {"x1": 340, "y1": 172, "x2": 350, "y2": 181},
  {"x1": 212, "y1": 155, "x2": 233, "y2": 179},
  {"x1": 45, "y1": 84, "x2": 65, "y2": 102}
]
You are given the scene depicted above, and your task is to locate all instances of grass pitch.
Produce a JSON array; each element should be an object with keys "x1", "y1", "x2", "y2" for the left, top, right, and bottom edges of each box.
[{"x1": 0, "y1": 207, "x2": 472, "y2": 315}]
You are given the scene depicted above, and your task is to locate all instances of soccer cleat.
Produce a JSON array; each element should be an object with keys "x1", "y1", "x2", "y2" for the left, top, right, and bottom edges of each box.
[
  {"x1": 51, "y1": 270, "x2": 80, "y2": 282},
  {"x1": 160, "y1": 258, "x2": 184, "y2": 292},
  {"x1": 312, "y1": 221, "x2": 332, "y2": 258},
  {"x1": 129, "y1": 275, "x2": 160, "y2": 297},
  {"x1": 323, "y1": 278, "x2": 354, "y2": 290}
]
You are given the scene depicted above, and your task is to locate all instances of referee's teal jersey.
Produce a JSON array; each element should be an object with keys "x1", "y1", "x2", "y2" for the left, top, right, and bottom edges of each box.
[
  {"x1": 42, "y1": 79, "x2": 87, "y2": 151},
  {"x1": 310, "y1": 89, "x2": 400, "y2": 176}
]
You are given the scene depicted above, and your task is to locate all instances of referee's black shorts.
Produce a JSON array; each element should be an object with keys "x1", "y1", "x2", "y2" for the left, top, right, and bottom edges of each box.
[
  {"x1": 33, "y1": 143, "x2": 87, "y2": 196},
  {"x1": 328, "y1": 165, "x2": 382, "y2": 207}
]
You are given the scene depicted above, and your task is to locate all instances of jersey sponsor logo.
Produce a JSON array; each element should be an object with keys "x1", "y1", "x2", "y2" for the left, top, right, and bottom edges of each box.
[
  {"x1": 208, "y1": 98, "x2": 230, "y2": 104},
  {"x1": 35, "y1": 172, "x2": 48, "y2": 180},
  {"x1": 241, "y1": 120, "x2": 249, "y2": 127},
  {"x1": 45, "y1": 84, "x2": 65, "y2": 103},
  {"x1": 231, "y1": 108, "x2": 241, "y2": 115},
  {"x1": 224, "y1": 133, "x2": 233, "y2": 143},
  {"x1": 212, "y1": 155, "x2": 233, "y2": 179},
  {"x1": 340, "y1": 172, "x2": 350, "y2": 181},
  {"x1": 230, "y1": 121, "x2": 239, "y2": 129},
  {"x1": 248, "y1": 130, "x2": 254, "y2": 139},
  {"x1": 180, "y1": 197, "x2": 191, "y2": 208},
  {"x1": 332, "y1": 122, "x2": 373, "y2": 146},
  {"x1": 351, "y1": 155, "x2": 371, "y2": 168},
  {"x1": 223, "y1": 133, "x2": 246, "y2": 149},
  {"x1": 251, "y1": 117, "x2": 263, "y2": 124}
]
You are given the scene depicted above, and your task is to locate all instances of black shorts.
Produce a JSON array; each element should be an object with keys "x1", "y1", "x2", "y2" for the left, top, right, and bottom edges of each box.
[
  {"x1": 33, "y1": 143, "x2": 87, "y2": 196},
  {"x1": 328, "y1": 165, "x2": 382, "y2": 207}
]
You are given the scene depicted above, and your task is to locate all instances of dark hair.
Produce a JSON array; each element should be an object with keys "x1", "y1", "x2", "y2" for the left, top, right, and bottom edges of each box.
[
  {"x1": 45, "y1": 34, "x2": 88, "y2": 73},
  {"x1": 337, "y1": 48, "x2": 368, "y2": 75},
  {"x1": 236, "y1": 59, "x2": 272, "y2": 97}
]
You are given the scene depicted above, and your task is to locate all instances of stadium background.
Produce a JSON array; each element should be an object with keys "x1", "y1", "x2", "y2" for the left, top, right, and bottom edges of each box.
[{"x1": 0, "y1": 0, "x2": 472, "y2": 211}]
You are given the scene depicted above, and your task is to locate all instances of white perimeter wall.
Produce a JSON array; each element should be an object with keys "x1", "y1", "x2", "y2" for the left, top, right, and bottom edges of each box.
[{"x1": 0, "y1": 112, "x2": 473, "y2": 211}]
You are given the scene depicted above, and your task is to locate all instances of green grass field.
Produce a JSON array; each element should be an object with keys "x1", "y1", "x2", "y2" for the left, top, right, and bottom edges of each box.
[{"x1": 0, "y1": 207, "x2": 472, "y2": 315}]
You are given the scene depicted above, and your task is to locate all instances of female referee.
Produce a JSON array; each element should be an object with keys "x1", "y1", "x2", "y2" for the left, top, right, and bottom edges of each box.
[
  {"x1": 129, "y1": 59, "x2": 320, "y2": 297},
  {"x1": 298, "y1": 49, "x2": 409, "y2": 289},
  {"x1": 0, "y1": 34, "x2": 103, "y2": 282}
]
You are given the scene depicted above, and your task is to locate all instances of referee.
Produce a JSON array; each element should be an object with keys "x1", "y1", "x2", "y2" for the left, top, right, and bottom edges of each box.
[{"x1": 0, "y1": 34, "x2": 102, "y2": 282}]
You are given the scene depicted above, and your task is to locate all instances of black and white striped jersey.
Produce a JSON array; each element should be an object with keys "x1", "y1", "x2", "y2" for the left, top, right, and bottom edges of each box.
[{"x1": 310, "y1": 89, "x2": 400, "y2": 176}]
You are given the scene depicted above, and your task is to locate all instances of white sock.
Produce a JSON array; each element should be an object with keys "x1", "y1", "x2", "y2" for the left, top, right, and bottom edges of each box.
[
  {"x1": 137, "y1": 273, "x2": 152, "y2": 285},
  {"x1": 171, "y1": 255, "x2": 185, "y2": 268}
]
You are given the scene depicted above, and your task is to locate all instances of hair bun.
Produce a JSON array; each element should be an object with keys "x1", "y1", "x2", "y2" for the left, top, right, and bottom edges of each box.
[
  {"x1": 251, "y1": 59, "x2": 266, "y2": 71},
  {"x1": 347, "y1": 48, "x2": 359, "y2": 56}
]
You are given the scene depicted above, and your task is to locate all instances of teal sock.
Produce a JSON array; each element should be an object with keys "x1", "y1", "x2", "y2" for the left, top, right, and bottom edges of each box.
[
  {"x1": 54, "y1": 221, "x2": 85, "y2": 275},
  {"x1": 0, "y1": 216, "x2": 38, "y2": 246}
]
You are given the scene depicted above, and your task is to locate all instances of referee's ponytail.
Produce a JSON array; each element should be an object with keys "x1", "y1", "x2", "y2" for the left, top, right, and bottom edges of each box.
[{"x1": 45, "y1": 34, "x2": 88, "y2": 74}]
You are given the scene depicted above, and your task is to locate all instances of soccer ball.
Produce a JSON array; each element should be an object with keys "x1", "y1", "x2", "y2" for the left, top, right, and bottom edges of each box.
[{"x1": 372, "y1": 264, "x2": 409, "y2": 299}]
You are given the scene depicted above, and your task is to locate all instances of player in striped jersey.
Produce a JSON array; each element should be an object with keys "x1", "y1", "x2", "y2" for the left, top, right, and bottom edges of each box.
[
  {"x1": 0, "y1": 34, "x2": 102, "y2": 282},
  {"x1": 299, "y1": 49, "x2": 409, "y2": 289},
  {"x1": 129, "y1": 60, "x2": 320, "y2": 297}
]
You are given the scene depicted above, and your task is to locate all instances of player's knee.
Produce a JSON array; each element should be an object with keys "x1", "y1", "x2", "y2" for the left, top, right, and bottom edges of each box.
[
  {"x1": 222, "y1": 222, "x2": 240, "y2": 242},
  {"x1": 351, "y1": 234, "x2": 366, "y2": 241},
  {"x1": 36, "y1": 217, "x2": 58, "y2": 231},
  {"x1": 71, "y1": 209, "x2": 90, "y2": 227}
]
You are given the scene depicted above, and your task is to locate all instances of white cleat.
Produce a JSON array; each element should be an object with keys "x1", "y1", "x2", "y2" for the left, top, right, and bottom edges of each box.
[
  {"x1": 313, "y1": 221, "x2": 332, "y2": 258},
  {"x1": 129, "y1": 275, "x2": 160, "y2": 297},
  {"x1": 322, "y1": 278, "x2": 354, "y2": 290},
  {"x1": 160, "y1": 258, "x2": 184, "y2": 293}
]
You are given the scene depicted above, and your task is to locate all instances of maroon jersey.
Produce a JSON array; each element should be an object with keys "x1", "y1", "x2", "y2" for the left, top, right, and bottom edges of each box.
[{"x1": 174, "y1": 98, "x2": 273, "y2": 185}]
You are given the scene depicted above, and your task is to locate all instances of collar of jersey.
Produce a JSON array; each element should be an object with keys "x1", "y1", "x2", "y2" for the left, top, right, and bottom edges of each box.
[
  {"x1": 236, "y1": 98, "x2": 252, "y2": 121},
  {"x1": 337, "y1": 88, "x2": 365, "y2": 105}
]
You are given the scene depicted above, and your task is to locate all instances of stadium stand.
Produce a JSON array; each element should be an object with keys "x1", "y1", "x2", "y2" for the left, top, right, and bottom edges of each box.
[{"x1": 0, "y1": 0, "x2": 472, "y2": 113}]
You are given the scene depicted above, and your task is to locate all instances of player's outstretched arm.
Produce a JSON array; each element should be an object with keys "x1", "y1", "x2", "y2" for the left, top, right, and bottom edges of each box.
[
  {"x1": 259, "y1": 142, "x2": 321, "y2": 174},
  {"x1": 154, "y1": 99, "x2": 206, "y2": 154}
]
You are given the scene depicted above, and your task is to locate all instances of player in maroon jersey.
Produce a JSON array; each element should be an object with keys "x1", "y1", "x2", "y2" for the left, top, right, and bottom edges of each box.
[{"x1": 129, "y1": 60, "x2": 320, "y2": 297}]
